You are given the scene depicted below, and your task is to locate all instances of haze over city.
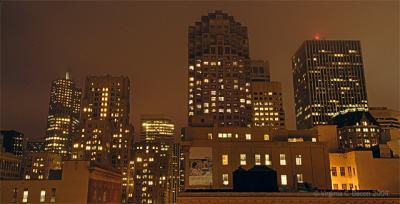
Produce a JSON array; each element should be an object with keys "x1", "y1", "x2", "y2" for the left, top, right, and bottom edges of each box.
[{"x1": 2, "y1": 1, "x2": 398, "y2": 140}]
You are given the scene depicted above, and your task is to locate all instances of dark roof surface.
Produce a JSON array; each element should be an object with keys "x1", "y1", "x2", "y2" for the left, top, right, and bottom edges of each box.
[{"x1": 332, "y1": 111, "x2": 379, "y2": 128}]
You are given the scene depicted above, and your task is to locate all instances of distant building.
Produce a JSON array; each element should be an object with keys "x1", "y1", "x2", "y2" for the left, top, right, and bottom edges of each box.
[
  {"x1": 0, "y1": 161, "x2": 121, "y2": 203},
  {"x1": 22, "y1": 152, "x2": 61, "y2": 180},
  {"x1": 292, "y1": 40, "x2": 368, "y2": 130},
  {"x1": 71, "y1": 75, "x2": 134, "y2": 202},
  {"x1": 26, "y1": 140, "x2": 45, "y2": 153},
  {"x1": 369, "y1": 107, "x2": 400, "y2": 130},
  {"x1": 180, "y1": 127, "x2": 331, "y2": 191},
  {"x1": 329, "y1": 150, "x2": 400, "y2": 193},
  {"x1": 369, "y1": 107, "x2": 400, "y2": 154},
  {"x1": 1, "y1": 130, "x2": 24, "y2": 157},
  {"x1": 133, "y1": 115, "x2": 176, "y2": 204},
  {"x1": 140, "y1": 115, "x2": 175, "y2": 142},
  {"x1": 0, "y1": 135, "x2": 21, "y2": 179},
  {"x1": 250, "y1": 60, "x2": 285, "y2": 129},
  {"x1": 188, "y1": 11, "x2": 252, "y2": 128},
  {"x1": 45, "y1": 72, "x2": 82, "y2": 159},
  {"x1": 332, "y1": 110, "x2": 382, "y2": 151},
  {"x1": 250, "y1": 60, "x2": 270, "y2": 82}
]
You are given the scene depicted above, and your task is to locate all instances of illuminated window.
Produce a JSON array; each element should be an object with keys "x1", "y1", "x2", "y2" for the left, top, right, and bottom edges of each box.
[
  {"x1": 340, "y1": 167, "x2": 345, "y2": 176},
  {"x1": 265, "y1": 154, "x2": 271, "y2": 165},
  {"x1": 342, "y1": 184, "x2": 347, "y2": 190},
  {"x1": 297, "y1": 174, "x2": 304, "y2": 183},
  {"x1": 295, "y1": 155, "x2": 302, "y2": 165},
  {"x1": 208, "y1": 133, "x2": 213, "y2": 140},
  {"x1": 240, "y1": 154, "x2": 246, "y2": 165},
  {"x1": 312, "y1": 137, "x2": 317, "y2": 142},
  {"x1": 264, "y1": 134, "x2": 270, "y2": 141},
  {"x1": 333, "y1": 184, "x2": 339, "y2": 190},
  {"x1": 223, "y1": 174, "x2": 229, "y2": 185},
  {"x1": 255, "y1": 154, "x2": 261, "y2": 165},
  {"x1": 222, "y1": 154, "x2": 228, "y2": 165},
  {"x1": 281, "y1": 175, "x2": 287, "y2": 185},
  {"x1": 50, "y1": 188, "x2": 56, "y2": 203},
  {"x1": 245, "y1": 134, "x2": 251, "y2": 140},
  {"x1": 331, "y1": 167, "x2": 337, "y2": 176},
  {"x1": 40, "y1": 190, "x2": 46, "y2": 203},
  {"x1": 279, "y1": 154, "x2": 286, "y2": 165},
  {"x1": 22, "y1": 189, "x2": 28, "y2": 203}
]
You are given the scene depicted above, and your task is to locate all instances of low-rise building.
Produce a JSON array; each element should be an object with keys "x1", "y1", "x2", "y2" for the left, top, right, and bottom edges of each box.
[
  {"x1": 369, "y1": 107, "x2": 400, "y2": 156},
  {"x1": 0, "y1": 151, "x2": 22, "y2": 180},
  {"x1": 1, "y1": 135, "x2": 22, "y2": 179},
  {"x1": 332, "y1": 111, "x2": 382, "y2": 151},
  {"x1": 329, "y1": 150, "x2": 400, "y2": 193},
  {"x1": 181, "y1": 127, "x2": 331, "y2": 191},
  {"x1": 0, "y1": 160, "x2": 121, "y2": 203}
]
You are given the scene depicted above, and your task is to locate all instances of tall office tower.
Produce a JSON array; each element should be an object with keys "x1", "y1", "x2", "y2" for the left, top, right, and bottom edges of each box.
[
  {"x1": 250, "y1": 60, "x2": 285, "y2": 129},
  {"x1": 0, "y1": 130, "x2": 24, "y2": 157},
  {"x1": 140, "y1": 115, "x2": 175, "y2": 141},
  {"x1": 133, "y1": 116, "x2": 175, "y2": 204},
  {"x1": 188, "y1": 10, "x2": 252, "y2": 128},
  {"x1": 44, "y1": 72, "x2": 81, "y2": 159},
  {"x1": 71, "y1": 75, "x2": 134, "y2": 202},
  {"x1": 292, "y1": 40, "x2": 368, "y2": 129}
]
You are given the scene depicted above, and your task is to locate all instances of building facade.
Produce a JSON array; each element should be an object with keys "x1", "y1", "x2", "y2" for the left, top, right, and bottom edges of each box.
[
  {"x1": 188, "y1": 11, "x2": 252, "y2": 128},
  {"x1": 369, "y1": 107, "x2": 400, "y2": 153},
  {"x1": 0, "y1": 152, "x2": 21, "y2": 180},
  {"x1": 250, "y1": 60, "x2": 285, "y2": 129},
  {"x1": 181, "y1": 127, "x2": 331, "y2": 191},
  {"x1": 71, "y1": 75, "x2": 134, "y2": 201},
  {"x1": 329, "y1": 151, "x2": 400, "y2": 193},
  {"x1": 292, "y1": 40, "x2": 368, "y2": 130},
  {"x1": 22, "y1": 152, "x2": 61, "y2": 180},
  {"x1": 332, "y1": 111, "x2": 381, "y2": 151},
  {"x1": 0, "y1": 161, "x2": 121, "y2": 203},
  {"x1": 1, "y1": 130, "x2": 25, "y2": 157},
  {"x1": 133, "y1": 115, "x2": 176, "y2": 204},
  {"x1": 26, "y1": 140, "x2": 45, "y2": 153},
  {"x1": 140, "y1": 115, "x2": 175, "y2": 142},
  {"x1": 45, "y1": 72, "x2": 82, "y2": 159}
]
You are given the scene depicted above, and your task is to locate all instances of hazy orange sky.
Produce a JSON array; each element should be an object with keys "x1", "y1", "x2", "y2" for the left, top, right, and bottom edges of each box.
[{"x1": 1, "y1": 1, "x2": 399, "y2": 140}]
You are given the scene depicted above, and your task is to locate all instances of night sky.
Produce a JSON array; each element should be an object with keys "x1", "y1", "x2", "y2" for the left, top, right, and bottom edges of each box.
[{"x1": 1, "y1": 1, "x2": 398, "y2": 141}]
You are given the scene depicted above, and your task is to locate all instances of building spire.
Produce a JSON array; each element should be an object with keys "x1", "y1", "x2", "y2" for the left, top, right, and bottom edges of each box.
[{"x1": 66, "y1": 66, "x2": 72, "y2": 80}]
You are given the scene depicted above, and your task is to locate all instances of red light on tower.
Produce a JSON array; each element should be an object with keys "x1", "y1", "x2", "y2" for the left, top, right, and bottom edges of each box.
[{"x1": 314, "y1": 34, "x2": 320, "y2": 40}]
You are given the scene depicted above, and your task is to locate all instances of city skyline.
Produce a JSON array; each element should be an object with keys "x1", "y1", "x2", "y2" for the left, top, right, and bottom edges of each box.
[{"x1": 1, "y1": 1, "x2": 398, "y2": 140}]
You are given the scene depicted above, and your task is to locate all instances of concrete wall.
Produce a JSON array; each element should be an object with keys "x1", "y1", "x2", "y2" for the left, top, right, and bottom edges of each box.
[
  {"x1": 183, "y1": 140, "x2": 331, "y2": 190},
  {"x1": 330, "y1": 151, "x2": 400, "y2": 193}
]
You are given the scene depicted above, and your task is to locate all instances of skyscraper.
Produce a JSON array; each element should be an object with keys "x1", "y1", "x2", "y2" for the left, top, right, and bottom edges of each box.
[
  {"x1": 44, "y1": 72, "x2": 81, "y2": 159},
  {"x1": 188, "y1": 10, "x2": 252, "y2": 128},
  {"x1": 250, "y1": 60, "x2": 285, "y2": 129},
  {"x1": 71, "y1": 75, "x2": 133, "y2": 201},
  {"x1": 133, "y1": 115, "x2": 175, "y2": 204},
  {"x1": 292, "y1": 40, "x2": 368, "y2": 129}
]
